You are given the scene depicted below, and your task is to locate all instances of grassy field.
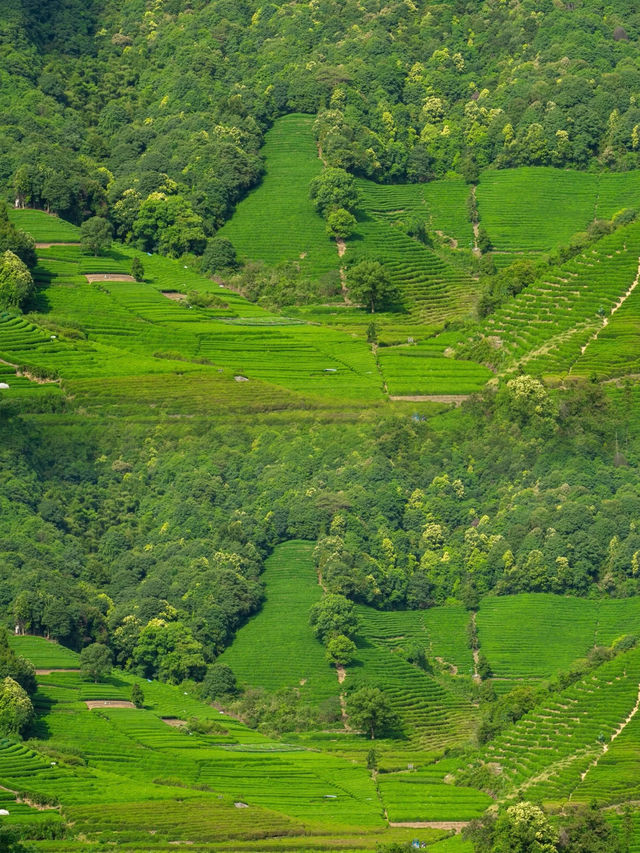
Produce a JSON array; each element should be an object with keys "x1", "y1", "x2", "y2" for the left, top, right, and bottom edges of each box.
[{"x1": 8, "y1": 209, "x2": 80, "y2": 242}]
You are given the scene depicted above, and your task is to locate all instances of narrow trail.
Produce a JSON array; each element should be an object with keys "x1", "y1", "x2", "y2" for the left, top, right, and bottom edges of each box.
[
  {"x1": 574, "y1": 256, "x2": 640, "y2": 363},
  {"x1": 471, "y1": 612, "x2": 481, "y2": 683},
  {"x1": 317, "y1": 570, "x2": 351, "y2": 731},
  {"x1": 336, "y1": 238, "x2": 351, "y2": 304},
  {"x1": 372, "y1": 342, "x2": 388, "y2": 395},
  {"x1": 577, "y1": 681, "x2": 640, "y2": 786},
  {"x1": 470, "y1": 186, "x2": 481, "y2": 257}
]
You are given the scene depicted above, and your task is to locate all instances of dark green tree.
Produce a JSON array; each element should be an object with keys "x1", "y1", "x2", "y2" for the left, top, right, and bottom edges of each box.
[
  {"x1": 130, "y1": 257, "x2": 145, "y2": 281},
  {"x1": 309, "y1": 168, "x2": 359, "y2": 217},
  {"x1": 347, "y1": 260, "x2": 398, "y2": 313},
  {"x1": 80, "y1": 643, "x2": 112, "y2": 683},
  {"x1": 201, "y1": 663, "x2": 239, "y2": 700},
  {"x1": 309, "y1": 594, "x2": 358, "y2": 644},
  {"x1": 0, "y1": 251, "x2": 34, "y2": 311},
  {"x1": 80, "y1": 217, "x2": 112, "y2": 256},
  {"x1": 130, "y1": 683, "x2": 145, "y2": 708},
  {"x1": 347, "y1": 686, "x2": 398, "y2": 739}
]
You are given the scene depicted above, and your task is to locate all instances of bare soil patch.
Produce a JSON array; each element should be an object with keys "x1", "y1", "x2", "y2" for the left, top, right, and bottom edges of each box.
[
  {"x1": 85, "y1": 274, "x2": 135, "y2": 283},
  {"x1": 161, "y1": 718, "x2": 187, "y2": 727},
  {"x1": 85, "y1": 700, "x2": 137, "y2": 710},
  {"x1": 35, "y1": 242, "x2": 81, "y2": 249},
  {"x1": 162, "y1": 291, "x2": 187, "y2": 301},
  {"x1": 390, "y1": 395, "x2": 469, "y2": 405},
  {"x1": 390, "y1": 821, "x2": 469, "y2": 832},
  {"x1": 36, "y1": 668, "x2": 79, "y2": 675}
]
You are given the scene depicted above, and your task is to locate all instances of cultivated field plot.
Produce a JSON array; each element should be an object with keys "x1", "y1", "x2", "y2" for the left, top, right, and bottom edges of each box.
[
  {"x1": 8, "y1": 209, "x2": 81, "y2": 242},
  {"x1": 470, "y1": 649, "x2": 640, "y2": 804},
  {"x1": 378, "y1": 770, "x2": 492, "y2": 822},
  {"x1": 218, "y1": 114, "x2": 340, "y2": 279},
  {"x1": 378, "y1": 341, "x2": 492, "y2": 396},
  {"x1": 570, "y1": 271, "x2": 640, "y2": 379},
  {"x1": 218, "y1": 541, "x2": 339, "y2": 703},
  {"x1": 357, "y1": 178, "x2": 473, "y2": 247},
  {"x1": 479, "y1": 221, "x2": 640, "y2": 376},
  {"x1": 475, "y1": 168, "x2": 598, "y2": 252},
  {"x1": 476, "y1": 594, "x2": 640, "y2": 680},
  {"x1": 9, "y1": 635, "x2": 79, "y2": 668}
]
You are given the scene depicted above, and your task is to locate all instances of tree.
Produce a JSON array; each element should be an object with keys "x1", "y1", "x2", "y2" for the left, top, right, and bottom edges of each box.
[
  {"x1": 309, "y1": 594, "x2": 358, "y2": 643},
  {"x1": 80, "y1": 216, "x2": 112, "y2": 256},
  {"x1": 201, "y1": 663, "x2": 239, "y2": 700},
  {"x1": 201, "y1": 237, "x2": 238, "y2": 274},
  {"x1": 0, "y1": 677, "x2": 33, "y2": 736},
  {"x1": 347, "y1": 260, "x2": 398, "y2": 313},
  {"x1": 492, "y1": 802, "x2": 558, "y2": 853},
  {"x1": 132, "y1": 193, "x2": 206, "y2": 257},
  {"x1": 309, "y1": 168, "x2": 359, "y2": 217},
  {"x1": 0, "y1": 204, "x2": 36, "y2": 269},
  {"x1": 557, "y1": 802, "x2": 624, "y2": 852},
  {"x1": 0, "y1": 251, "x2": 34, "y2": 311},
  {"x1": 130, "y1": 683, "x2": 144, "y2": 708},
  {"x1": 325, "y1": 208, "x2": 356, "y2": 239},
  {"x1": 326, "y1": 634, "x2": 356, "y2": 666},
  {"x1": 80, "y1": 643, "x2": 112, "y2": 683},
  {"x1": 130, "y1": 257, "x2": 145, "y2": 281},
  {"x1": 347, "y1": 686, "x2": 397, "y2": 739}
]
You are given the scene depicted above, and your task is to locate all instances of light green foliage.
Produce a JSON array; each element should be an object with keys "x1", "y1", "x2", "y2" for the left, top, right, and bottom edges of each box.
[
  {"x1": 132, "y1": 619, "x2": 206, "y2": 684},
  {"x1": 493, "y1": 802, "x2": 558, "y2": 853},
  {"x1": 0, "y1": 677, "x2": 33, "y2": 736},
  {"x1": 80, "y1": 217, "x2": 112, "y2": 256},
  {"x1": 325, "y1": 207, "x2": 356, "y2": 239},
  {"x1": 325, "y1": 634, "x2": 356, "y2": 666},
  {"x1": 309, "y1": 167, "x2": 359, "y2": 217},
  {"x1": 309, "y1": 593, "x2": 358, "y2": 643},
  {"x1": 0, "y1": 251, "x2": 34, "y2": 311},
  {"x1": 80, "y1": 643, "x2": 112, "y2": 683},
  {"x1": 132, "y1": 193, "x2": 206, "y2": 257}
]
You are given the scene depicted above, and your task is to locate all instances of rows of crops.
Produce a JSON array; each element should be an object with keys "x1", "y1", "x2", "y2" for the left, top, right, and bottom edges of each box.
[
  {"x1": 8, "y1": 209, "x2": 81, "y2": 242},
  {"x1": 378, "y1": 341, "x2": 492, "y2": 395},
  {"x1": 219, "y1": 541, "x2": 339, "y2": 703},
  {"x1": 378, "y1": 770, "x2": 492, "y2": 822},
  {"x1": 478, "y1": 222, "x2": 640, "y2": 376},
  {"x1": 218, "y1": 114, "x2": 340, "y2": 279}
]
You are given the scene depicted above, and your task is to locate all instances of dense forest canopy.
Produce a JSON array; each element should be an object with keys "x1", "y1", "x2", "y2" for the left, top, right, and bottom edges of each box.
[{"x1": 3, "y1": 0, "x2": 640, "y2": 249}]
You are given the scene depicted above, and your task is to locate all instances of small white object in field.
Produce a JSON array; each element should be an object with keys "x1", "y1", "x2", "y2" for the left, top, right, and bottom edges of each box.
[
  {"x1": 0, "y1": 809, "x2": 9, "y2": 815},
  {"x1": 234, "y1": 802, "x2": 248, "y2": 809},
  {"x1": 0, "y1": 383, "x2": 9, "y2": 389},
  {"x1": 234, "y1": 375, "x2": 248, "y2": 382}
]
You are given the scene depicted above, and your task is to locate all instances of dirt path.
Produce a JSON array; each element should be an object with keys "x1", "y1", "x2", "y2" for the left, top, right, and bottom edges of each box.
[
  {"x1": 471, "y1": 612, "x2": 481, "y2": 683},
  {"x1": 470, "y1": 186, "x2": 481, "y2": 257},
  {"x1": 85, "y1": 700, "x2": 137, "y2": 710},
  {"x1": 36, "y1": 668, "x2": 79, "y2": 675},
  {"x1": 36, "y1": 242, "x2": 81, "y2": 249},
  {"x1": 390, "y1": 395, "x2": 469, "y2": 405},
  {"x1": 578, "y1": 681, "x2": 640, "y2": 784},
  {"x1": 336, "y1": 238, "x2": 353, "y2": 305},
  {"x1": 85, "y1": 274, "x2": 135, "y2": 283},
  {"x1": 162, "y1": 291, "x2": 186, "y2": 301},
  {"x1": 575, "y1": 256, "x2": 640, "y2": 361},
  {"x1": 390, "y1": 821, "x2": 468, "y2": 832}
]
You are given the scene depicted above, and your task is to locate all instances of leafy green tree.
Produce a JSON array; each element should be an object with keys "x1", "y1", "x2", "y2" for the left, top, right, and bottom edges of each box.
[
  {"x1": 325, "y1": 208, "x2": 357, "y2": 239},
  {"x1": 80, "y1": 643, "x2": 112, "y2": 683},
  {"x1": 132, "y1": 619, "x2": 206, "y2": 683},
  {"x1": 201, "y1": 663, "x2": 239, "y2": 700},
  {"x1": 130, "y1": 257, "x2": 144, "y2": 281},
  {"x1": 309, "y1": 168, "x2": 359, "y2": 217},
  {"x1": 0, "y1": 251, "x2": 34, "y2": 311},
  {"x1": 130, "y1": 683, "x2": 144, "y2": 708},
  {"x1": 346, "y1": 260, "x2": 398, "y2": 313},
  {"x1": 558, "y1": 801, "x2": 624, "y2": 852},
  {"x1": 0, "y1": 205, "x2": 36, "y2": 269},
  {"x1": 132, "y1": 193, "x2": 206, "y2": 257},
  {"x1": 80, "y1": 216, "x2": 112, "y2": 256},
  {"x1": 201, "y1": 237, "x2": 238, "y2": 274},
  {"x1": 309, "y1": 594, "x2": 358, "y2": 643},
  {"x1": 493, "y1": 802, "x2": 558, "y2": 852},
  {"x1": 325, "y1": 634, "x2": 356, "y2": 666},
  {"x1": 0, "y1": 677, "x2": 33, "y2": 736},
  {"x1": 347, "y1": 686, "x2": 397, "y2": 739}
]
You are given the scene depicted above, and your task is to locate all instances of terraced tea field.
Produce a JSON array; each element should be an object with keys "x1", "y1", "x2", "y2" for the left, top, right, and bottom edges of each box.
[
  {"x1": 217, "y1": 113, "x2": 340, "y2": 279},
  {"x1": 218, "y1": 541, "x2": 339, "y2": 703},
  {"x1": 8, "y1": 209, "x2": 80, "y2": 242}
]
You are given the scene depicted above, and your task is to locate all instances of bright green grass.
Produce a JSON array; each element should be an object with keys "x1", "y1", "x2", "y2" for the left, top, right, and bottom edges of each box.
[
  {"x1": 8, "y1": 635, "x2": 80, "y2": 668},
  {"x1": 8, "y1": 209, "x2": 81, "y2": 242},
  {"x1": 218, "y1": 114, "x2": 340, "y2": 278},
  {"x1": 218, "y1": 541, "x2": 339, "y2": 703}
]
